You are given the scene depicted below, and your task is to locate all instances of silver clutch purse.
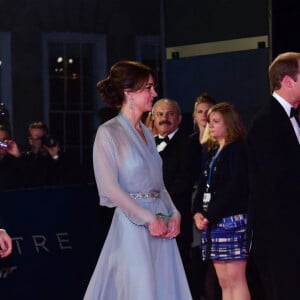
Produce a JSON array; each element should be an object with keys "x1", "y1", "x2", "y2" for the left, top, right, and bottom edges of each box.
[{"x1": 156, "y1": 213, "x2": 171, "y2": 225}]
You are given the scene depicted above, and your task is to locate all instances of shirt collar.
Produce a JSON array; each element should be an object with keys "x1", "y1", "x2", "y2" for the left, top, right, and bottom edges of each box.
[
  {"x1": 272, "y1": 92, "x2": 293, "y2": 117},
  {"x1": 158, "y1": 128, "x2": 178, "y2": 140}
]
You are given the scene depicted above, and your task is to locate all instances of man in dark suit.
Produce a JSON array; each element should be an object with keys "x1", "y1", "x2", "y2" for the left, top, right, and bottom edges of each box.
[
  {"x1": 152, "y1": 98, "x2": 201, "y2": 295},
  {"x1": 24, "y1": 121, "x2": 83, "y2": 187},
  {"x1": 247, "y1": 52, "x2": 300, "y2": 300}
]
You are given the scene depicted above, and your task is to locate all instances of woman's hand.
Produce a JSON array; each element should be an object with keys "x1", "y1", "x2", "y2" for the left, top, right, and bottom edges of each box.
[
  {"x1": 194, "y1": 212, "x2": 209, "y2": 230},
  {"x1": 148, "y1": 217, "x2": 168, "y2": 238},
  {"x1": 165, "y1": 215, "x2": 181, "y2": 239}
]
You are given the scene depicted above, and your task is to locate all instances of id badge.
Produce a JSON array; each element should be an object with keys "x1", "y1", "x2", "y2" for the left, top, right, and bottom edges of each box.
[{"x1": 203, "y1": 192, "x2": 211, "y2": 211}]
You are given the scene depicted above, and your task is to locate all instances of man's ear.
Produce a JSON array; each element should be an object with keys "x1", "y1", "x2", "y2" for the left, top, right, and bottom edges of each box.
[
  {"x1": 178, "y1": 114, "x2": 183, "y2": 124},
  {"x1": 282, "y1": 75, "x2": 294, "y2": 88}
]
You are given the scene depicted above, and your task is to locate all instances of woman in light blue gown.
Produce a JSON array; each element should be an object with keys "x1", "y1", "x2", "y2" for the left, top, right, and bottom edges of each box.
[{"x1": 83, "y1": 61, "x2": 192, "y2": 300}]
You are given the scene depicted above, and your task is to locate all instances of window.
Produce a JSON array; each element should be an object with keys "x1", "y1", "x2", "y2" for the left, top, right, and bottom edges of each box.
[{"x1": 43, "y1": 33, "x2": 106, "y2": 166}]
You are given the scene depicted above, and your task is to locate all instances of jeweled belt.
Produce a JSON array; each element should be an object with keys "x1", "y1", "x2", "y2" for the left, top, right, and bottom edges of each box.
[{"x1": 129, "y1": 191, "x2": 160, "y2": 199}]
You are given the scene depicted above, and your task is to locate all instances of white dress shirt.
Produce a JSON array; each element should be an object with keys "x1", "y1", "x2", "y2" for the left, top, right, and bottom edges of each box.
[
  {"x1": 273, "y1": 92, "x2": 300, "y2": 144},
  {"x1": 156, "y1": 128, "x2": 178, "y2": 152}
]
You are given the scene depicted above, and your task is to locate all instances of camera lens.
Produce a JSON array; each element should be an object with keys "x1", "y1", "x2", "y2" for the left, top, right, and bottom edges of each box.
[{"x1": 42, "y1": 135, "x2": 57, "y2": 147}]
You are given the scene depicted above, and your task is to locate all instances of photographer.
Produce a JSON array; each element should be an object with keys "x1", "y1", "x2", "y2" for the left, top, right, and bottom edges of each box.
[
  {"x1": 23, "y1": 121, "x2": 61, "y2": 187},
  {"x1": 23, "y1": 121, "x2": 83, "y2": 187},
  {"x1": 27, "y1": 121, "x2": 60, "y2": 158},
  {"x1": 0, "y1": 124, "x2": 24, "y2": 190}
]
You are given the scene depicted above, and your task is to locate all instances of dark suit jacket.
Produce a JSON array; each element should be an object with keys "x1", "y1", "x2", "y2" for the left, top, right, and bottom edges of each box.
[
  {"x1": 247, "y1": 96, "x2": 300, "y2": 298},
  {"x1": 23, "y1": 150, "x2": 83, "y2": 187},
  {"x1": 157, "y1": 130, "x2": 201, "y2": 237},
  {"x1": 158, "y1": 130, "x2": 201, "y2": 210},
  {"x1": 0, "y1": 154, "x2": 25, "y2": 190}
]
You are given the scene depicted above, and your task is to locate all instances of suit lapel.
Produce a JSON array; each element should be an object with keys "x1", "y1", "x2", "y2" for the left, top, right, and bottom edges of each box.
[{"x1": 271, "y1": 97, "x2": 299, "y2": 147}]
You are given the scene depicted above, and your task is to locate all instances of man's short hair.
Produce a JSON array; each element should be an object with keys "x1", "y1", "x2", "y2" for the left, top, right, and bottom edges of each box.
[{"x1": 28, "y1": 121, "x2": 49, "y2": 135}]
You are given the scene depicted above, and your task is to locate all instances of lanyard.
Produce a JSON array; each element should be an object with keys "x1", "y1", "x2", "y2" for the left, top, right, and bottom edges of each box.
[{"x1": 206, "y1": 152, "x2": 220, "y2": 191}]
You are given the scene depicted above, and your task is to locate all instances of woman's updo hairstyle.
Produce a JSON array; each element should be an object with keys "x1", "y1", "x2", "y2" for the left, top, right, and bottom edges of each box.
[{"x1": 97, "y1": 61, "x2": 155, "y2": 108}]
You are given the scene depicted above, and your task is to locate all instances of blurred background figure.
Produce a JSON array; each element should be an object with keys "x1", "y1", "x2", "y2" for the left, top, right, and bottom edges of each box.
[
  {"x1": 192, "y1": 93, "x2": 216, "y2": 144},
  {"x1": 152, "y1": 98, "x2": 200, "y2": 294},
  {"x1": 27, "y1": 121, "x2": 59, "y2": 158},
  {"x1": 23, "y1": 121, "x2": 60, "y2": 187},
  {"x1": 190, "y1": 94, "x2": 221, "y2": 300},
  {"x1": 143, "y1": 111, "x2": 158, "y2": 136},
  {"x1": 0, "y1": 124, "x2": 24, "y2": 190},
  {"x1": 23, "y1": 121, "x2": 83, "y2": 187}
]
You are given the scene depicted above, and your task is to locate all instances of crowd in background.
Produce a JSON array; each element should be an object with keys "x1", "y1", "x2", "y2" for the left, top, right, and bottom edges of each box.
[{"x1": 0, "y1": 120, "x2": 85, "y2": 191}]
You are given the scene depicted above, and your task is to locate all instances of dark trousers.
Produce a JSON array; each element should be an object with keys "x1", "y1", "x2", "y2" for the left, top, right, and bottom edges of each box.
[
  {"x1": 247, "y1": 247, "x2": 300, "y2": 300},
  {"x1": 176, "y1": 216, "x2": 193, "y2": 291},
  {"x1": 246, "y1": 255, "x2": 266, "y2": 300}
]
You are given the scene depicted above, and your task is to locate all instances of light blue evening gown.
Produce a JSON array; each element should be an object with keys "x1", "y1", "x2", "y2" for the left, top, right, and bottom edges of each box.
[{"x1": 83, "y1": 113, "x2": 192, "y2": 300}]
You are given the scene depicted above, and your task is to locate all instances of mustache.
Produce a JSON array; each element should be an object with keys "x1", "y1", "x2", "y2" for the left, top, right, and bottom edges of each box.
[{"x1": 159, "y1": 120, "x2": 172, "y2": 126}]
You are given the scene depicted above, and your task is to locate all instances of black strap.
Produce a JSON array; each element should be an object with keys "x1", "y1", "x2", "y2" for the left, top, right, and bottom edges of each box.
[{"x1": 290, "y1": 107, "x2": 300, "y2": 127}]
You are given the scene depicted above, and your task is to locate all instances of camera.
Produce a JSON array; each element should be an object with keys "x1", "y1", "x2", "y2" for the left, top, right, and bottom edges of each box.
[
  {"x1": 0, "y1": 140, "x2": 8, "y2": 149},
  {"x1": 42, "y1": 135, "x2": 58, "y2": 147}
]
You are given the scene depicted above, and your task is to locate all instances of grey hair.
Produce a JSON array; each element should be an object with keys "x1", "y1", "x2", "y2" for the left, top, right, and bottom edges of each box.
[{"x1": 152, "y1": 98, "x2": 181, "y2": 115}]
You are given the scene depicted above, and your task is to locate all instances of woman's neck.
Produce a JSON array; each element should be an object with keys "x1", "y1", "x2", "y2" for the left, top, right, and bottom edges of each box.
[
  {"x1": 121, "y1": 106, "x2": 142, "y2": 128},
  {"x1": 199, "y1": 126, "x2": 205, "y2": 138},
  {"x1": 216, "y1": 138, "x2": 226, "y2": 151},
  {"x1": 121, "y1": 107, "x2": 147, "y2": 143}
]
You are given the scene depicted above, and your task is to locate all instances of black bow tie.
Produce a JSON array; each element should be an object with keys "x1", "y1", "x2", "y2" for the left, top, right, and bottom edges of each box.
[
  {"x1": 290, "y1": 107, "x2": 300, "y2": 127},
  {"x1": 155, "y1": 136, "x2": 169, "y2": 145}
]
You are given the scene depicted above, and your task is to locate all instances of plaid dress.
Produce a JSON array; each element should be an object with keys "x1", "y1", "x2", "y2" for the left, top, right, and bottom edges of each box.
[{"x1": 202, "y1": 214, "x2": 248, "y2": 261}]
